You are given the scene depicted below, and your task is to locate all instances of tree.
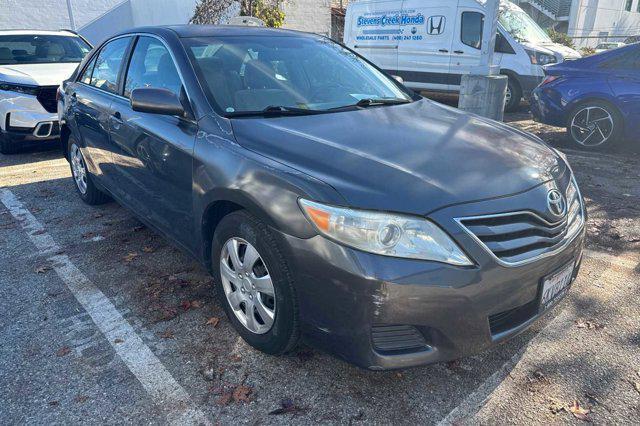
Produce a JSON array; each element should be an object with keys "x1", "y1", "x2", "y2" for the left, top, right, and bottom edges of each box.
[
  {"x1": 547, "y1": 29, "x2": 575, "y2": 50},
  {"x1": 242, "y1": 0, "x2": 286, "y2": 28},
  {"x1": 190, "y1": 0, "x2": 238, "y2": 25},
  {"x1": 191, "y1": 0, "x2": 286, "y2": 28}
]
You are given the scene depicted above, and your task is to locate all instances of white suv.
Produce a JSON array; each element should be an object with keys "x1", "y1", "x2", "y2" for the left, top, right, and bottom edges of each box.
[{"x1": 0, "y1": 30, "x2": 91, "y2": 154}]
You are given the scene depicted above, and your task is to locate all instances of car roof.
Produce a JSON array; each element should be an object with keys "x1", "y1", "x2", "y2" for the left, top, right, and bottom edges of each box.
[
  {"x1": 118, "y1": 25, "x2": 319, "y2": 39},
  {"x1": 0, "y1": 29, "x2": 79, "y2": 37}
]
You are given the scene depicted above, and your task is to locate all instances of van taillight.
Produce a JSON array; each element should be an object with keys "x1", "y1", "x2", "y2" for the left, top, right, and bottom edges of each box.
[{"x1": 541, "y1": 75, "x2": 559, "y2": 86}]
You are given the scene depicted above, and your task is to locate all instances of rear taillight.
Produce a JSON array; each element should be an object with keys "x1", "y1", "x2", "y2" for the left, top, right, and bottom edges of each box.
[{"x1": 541, "y1": 75, "x2": 560, "y2": 86}]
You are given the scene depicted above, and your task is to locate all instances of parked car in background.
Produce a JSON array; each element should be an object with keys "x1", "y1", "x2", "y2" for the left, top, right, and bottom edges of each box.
[
  {"x1": 594, "y1": 42, "x2": 626, "y2": 53},
  {"x1": 59, "y1": 25, "x2": 585, "y2": 370},
  {"x1": 0, "y1": 30, "x2": 91, "y2": 154},
  {"x1": 624, "y1": 35, "x2": 640, "y2": 44},
  {"x1": 343, "y1": 0, "x2": 581, "y2": 112},
  {"x1": 531, "y1": 43, "x2": 639, "y2": 150}
]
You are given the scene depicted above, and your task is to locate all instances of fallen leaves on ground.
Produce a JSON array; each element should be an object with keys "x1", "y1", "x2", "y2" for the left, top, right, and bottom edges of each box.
[
  {"x1": 205, "y1": 317, "x2": 220, "y2": 328},
  {"x1": 142, "y1": 246, "x2": 155, "y2": 253},
  {"x1": 269, "y1": 398, "x2": 304, "y2": 415},
  {"x1": 232, "y1": 385, "x2": 252, "y2": 403},
  {"x1": 159, "y1": 329, "x2": 174, "y2": 339},
  {"x1": 113, "y1": 338, "x2": 124, "y2": 344},
  {"x1": 446, "y1": 359, "x2": 461, "y2": 370},
  {"x1": 568, "y1": 400, "x2": 591, "y2": 421},
  {"x1": 74, "y1": 395, "x2": 89, "y2": 403},
  {"x1": 575, "y1": 319, "x2": 605, "y2": 330},
  {"x1": 56, "y1": 346, "x2": 71, "y2": 357},
  {"x1": 35, "y1": 264, "x2": 52, "y2": 274},
  {"x1": 181, "y1": 300, "x2": 203, "y2": 311},
  {"x1": 123, "y1": 252, "x2": 138, "y2": 263}
]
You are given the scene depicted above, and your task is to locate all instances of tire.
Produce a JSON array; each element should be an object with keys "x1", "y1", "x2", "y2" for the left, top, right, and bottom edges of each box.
[
  {"x1": 504, "y1": 76, "x2": 522, "y2": 112},
  {"x1": 566, "y1": 100, "x2": 623, "y2": 150},
  {"x1": 67, "y1": 138, "x2": 110, "y2": 205},
  {"x1": 0, "y1": 134, "x2": 18, "y2": 154},
  {"x1": 211, "y1": 210, "x2": 300, "y2": 355}
]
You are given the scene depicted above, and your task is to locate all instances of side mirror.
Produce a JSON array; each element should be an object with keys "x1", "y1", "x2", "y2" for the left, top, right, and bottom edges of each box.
[
  {"x1": 392, "y1": 75, "x2": 404, "y2": 84},
  {"x1": 130, "y1": 87, "x2": 184, "y2": 116}
]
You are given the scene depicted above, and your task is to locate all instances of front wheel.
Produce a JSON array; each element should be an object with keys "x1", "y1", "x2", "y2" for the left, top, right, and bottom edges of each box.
[
  {"x1": 68, "y1": 139, "x2": 110, "y2": 205},
  {"x1": 504, "y1": 76, "x2": 522, "y2": 112},
  {"x1": 566, "y1": 101, "x2": 623, "y2": 150},
  {"x1": 212, "y1": 210, "x2": 299, "y2": 355}
]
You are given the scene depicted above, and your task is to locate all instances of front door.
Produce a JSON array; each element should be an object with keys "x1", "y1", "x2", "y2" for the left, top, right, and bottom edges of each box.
[
  {"x1": 70, "y1": 37, "x2": 131, "y2": 182},
  {"x1": 398, "y1": 0, "x2": 456, "y2": 91},
  {"x1": 108, "y1": 36, "x2": 197, "y2": 250},
  {"x1": 605, "y1": 47, "x2": 640, "y2": 136},
  {"x1": 450, "y1": 7, "x2": 485, "y2": 91}
]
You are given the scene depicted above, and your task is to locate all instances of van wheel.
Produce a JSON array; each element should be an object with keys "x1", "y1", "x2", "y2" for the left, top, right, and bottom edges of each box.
[
  {"x1": 0, "y1": 135, "x2": 18, "y2": 154},
  {"x1": 504, "y1": 76, "x2": 522, "y2": 112},
  {"x1": 566, "y1": 100, "x2": 623, "y2": 150},
  {"x1": 68, "y1": 138, "x2": 110, "y2": 205},
  {"x1": 212, "y1": 210, "x2": 300, "y2": 355}
]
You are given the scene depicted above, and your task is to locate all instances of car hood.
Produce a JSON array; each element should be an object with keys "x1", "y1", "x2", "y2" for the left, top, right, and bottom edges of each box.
[
  {"x1": 230, "y1": 100, "x2": 567, "y2": 215},
  {"x1": 539, "y1": 42, "x2": 582, "y2": 60},
  {"x1": 0, "y1": 62, "x2": 79, "y2": 86}
]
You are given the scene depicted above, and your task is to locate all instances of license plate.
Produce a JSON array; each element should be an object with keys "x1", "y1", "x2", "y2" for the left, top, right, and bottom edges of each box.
[{"x1": 540, "y1": 261, "x2": 574, "y2": 310}]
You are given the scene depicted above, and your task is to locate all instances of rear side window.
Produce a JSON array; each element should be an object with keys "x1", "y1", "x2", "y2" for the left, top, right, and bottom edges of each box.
[
  {"x1": 90, "y1": 37, "x2": 131, "y2": 94},
  {"x1": 79, "y1": 55, "x2": 97, "y2": 84},
  {"x1": 461, "y1": 12, "x2": 484, "y2": 49},
  {"x1": 124, "y1": 36, "x2": 182, "y2": 98}
]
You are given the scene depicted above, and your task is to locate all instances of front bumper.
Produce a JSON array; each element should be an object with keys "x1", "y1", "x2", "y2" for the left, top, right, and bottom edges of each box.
[
  {"x1": 277, "y1": 181, "x2": 585, "y2": 370},
  {"x1": 0, "y1": 90, "x2": 59, "y2": 143}
]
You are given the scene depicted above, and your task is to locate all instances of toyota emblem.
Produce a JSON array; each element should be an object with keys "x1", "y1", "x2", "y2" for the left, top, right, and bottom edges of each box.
[{"x1": 547, "y1": 189, "x2": 566, "y2": 217}]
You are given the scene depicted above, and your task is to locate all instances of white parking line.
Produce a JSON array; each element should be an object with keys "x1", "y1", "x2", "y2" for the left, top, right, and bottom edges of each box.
[
  {"x1": 437, "y1": 250, "x2": 637, "y2": 425},
  {"x1": 0, "y1": 189, "x2": 210, "y2": 426}
]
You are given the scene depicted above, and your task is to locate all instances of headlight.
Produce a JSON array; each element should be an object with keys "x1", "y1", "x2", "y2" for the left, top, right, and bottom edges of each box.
[
  {"x1": 0, "y1": 81, "x2": 39, "y2": 95},
  {"x1": 299, "y1": 199, "x2": 473, "y2": 266},
  {"x1": 525, "y1": 49, "x2": 557, "y2": 65}
]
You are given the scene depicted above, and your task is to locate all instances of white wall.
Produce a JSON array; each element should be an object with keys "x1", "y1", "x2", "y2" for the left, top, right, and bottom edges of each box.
[
  {"x1": 568, "y1": 0, "x2": 640, "y2": 47},
  {"x1": 129, "y1": 0, "x2": 199, "y2": 27}
]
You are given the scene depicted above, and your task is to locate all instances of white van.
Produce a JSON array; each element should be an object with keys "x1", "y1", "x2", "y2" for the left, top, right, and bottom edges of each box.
[{"x1": 344, "y1": 0, "x2": 581, "y2": 111}]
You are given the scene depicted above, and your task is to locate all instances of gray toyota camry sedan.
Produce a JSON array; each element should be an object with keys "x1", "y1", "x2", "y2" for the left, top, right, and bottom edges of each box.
[{"x1": 58, "y1": 25, "x2": 585, "y2": 370}]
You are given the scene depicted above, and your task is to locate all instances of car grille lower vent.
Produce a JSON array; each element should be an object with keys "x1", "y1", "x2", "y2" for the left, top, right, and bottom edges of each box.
[
  {"x1": 371, "y1": 325, "x2": 428, "y2": 353},
  {"x1": 458, "y1": 180, "x2": 584, "y2": 265},
  {"x1": 489, "y1": 298, "x2": 539, "y2": 335},
  {"x1": 36, "y1": 86, "x2": 58, "y2": 113}
]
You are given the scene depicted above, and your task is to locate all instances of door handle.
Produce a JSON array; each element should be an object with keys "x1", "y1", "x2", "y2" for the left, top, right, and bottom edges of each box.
[
  {"x1": 112, "y1": 111, "x2": 122, "y2": 120},
  {"x1": 439, "y1": 49, "x2": 449, "y2": 53},
  {"x1": 454, "y1": 50, "x2": 464, "y2": 54}
]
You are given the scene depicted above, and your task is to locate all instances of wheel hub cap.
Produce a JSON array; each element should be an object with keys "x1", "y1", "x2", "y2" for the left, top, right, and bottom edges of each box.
[
  {"x1": 220, "y1": 237, "x2": 275, "y2": 334},
  {"x1": 570, "y1": 106, "x2": 614, "y2": 147},
  {"x1": 70, "y1": 144, "x2": 88, "y2": 194}
]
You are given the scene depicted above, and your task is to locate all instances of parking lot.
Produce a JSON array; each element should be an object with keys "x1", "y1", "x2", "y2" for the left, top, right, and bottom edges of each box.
[{"x1": 1, "y1": 111, "x2": 639, "y2": 424}]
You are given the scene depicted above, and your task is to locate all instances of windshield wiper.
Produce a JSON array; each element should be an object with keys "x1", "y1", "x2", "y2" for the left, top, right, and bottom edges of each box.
[
  {"x1": 327, "y1": 98, "x2": 411, "y2": 111},
  {"x1": 227, "y1": 105, "x2": 323, "y2": 118}
]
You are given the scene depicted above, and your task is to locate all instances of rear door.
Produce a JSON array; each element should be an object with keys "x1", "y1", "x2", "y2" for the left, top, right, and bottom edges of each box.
[
  {"x1": 70, "y1": 36, "x2": 132, "y2": 183},
  {"x1": 450, "y1": 5, "x2": 485, "y2": 91},
  {"x1": 348, "y1": 0, "x2": 401, "y2": 75},
  {"x1": 108, "y1": 35, "x2": 197, "y2": 249},
  {"x1": 397, "y1": 0, "x2": 455, "y2": 91}
]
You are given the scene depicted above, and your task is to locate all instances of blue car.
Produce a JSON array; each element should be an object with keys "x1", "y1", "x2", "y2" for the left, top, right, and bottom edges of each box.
[{"x1": 531, "y1": 43, "x2": 640, "y2": 150}]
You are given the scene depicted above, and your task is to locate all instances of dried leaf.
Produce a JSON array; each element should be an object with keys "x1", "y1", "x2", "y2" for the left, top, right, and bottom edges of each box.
[
  {"x1": 632, "y1": 381, "x2": 640, "y2": 395},
  {"x1": 575, "y1": 319, "x2": 605, "y2": 330},
  {"x1": 56, "y1": 346, "x2": 71, "y2": 357},
  {"x1": 232, "y1": 385, "x2": 252, "y2": 403},
  {"x1": 190, "y1": 300, "x2": 203, "y2": 309},
  {"x1": 113, "y1": 338, "x2": 124, "y2": 344},
  {"x1": 142, "y1": 246, "x2": 155, "y2": 253},
  {"x1": 568, "y1": 400, "x2": 590, "y2": 421},
  {"x1": 549, "y1": 398, "x2": 565, "y2": 415},
  {"x1": 93, "y1": 213, "x2": 104, "y2": 219},
  {"x1": 35, "y1": 264, "x2": 52, "y2": 274},
  {"x1": 123, "y1": 252, "x2": 138, "y2": 262},
  {"x1": 181, "y1": 300, "x2": 192, "y2": 311},
  {"x1": 159, "y1": 329, "x2": 174, "y2": 339},
  {"x1": 206, "y1": 317, "x2": 220, "y2": 328},
  {"x1": 217, "y1": 393, "x2": 232, "y2": 406}
]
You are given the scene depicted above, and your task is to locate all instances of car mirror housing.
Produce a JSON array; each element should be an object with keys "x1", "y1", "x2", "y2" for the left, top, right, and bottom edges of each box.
[{"x1": 130, "y1": 87, "x2": 185, "y2": 116}]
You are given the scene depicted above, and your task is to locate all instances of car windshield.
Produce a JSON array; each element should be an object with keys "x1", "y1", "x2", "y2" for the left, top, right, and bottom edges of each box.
[
  {"x1": 183, "y1": 35, "x2": 412, "y2": 115},
  {"x1": 499, "y1": 6, "x2": 552, "y2": 44},
  {"x1": 0, "y1": 34, "x2": 91, "y2": 65}
]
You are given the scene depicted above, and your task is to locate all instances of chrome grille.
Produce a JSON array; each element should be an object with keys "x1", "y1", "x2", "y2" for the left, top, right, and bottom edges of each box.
[{"x1": 458, "y1": 179, "x2": 584, "y2": 266}]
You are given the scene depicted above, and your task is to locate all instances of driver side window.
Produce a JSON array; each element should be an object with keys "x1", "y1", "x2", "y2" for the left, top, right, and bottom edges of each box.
[{"x1": 124, "y1": 37, "x2": 182, "y2": 99}]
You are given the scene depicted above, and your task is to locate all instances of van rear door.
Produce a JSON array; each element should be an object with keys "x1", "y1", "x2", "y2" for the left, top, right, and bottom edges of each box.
[
  {"x1": 397, "y1": 0, "x2": 456, "y2": 91},
  {"x1": 450, "y1": 3, "x2": 486, "y2": 91},
  {"x1": 345, "y1": 0, "x2": 401, "y2": 75}
]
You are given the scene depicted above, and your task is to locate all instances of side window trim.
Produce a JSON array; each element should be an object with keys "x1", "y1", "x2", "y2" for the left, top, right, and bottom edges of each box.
[
  {"x1": 76, "y1": 35, "x2": 133, "y2": 97},
  {"x1": 77, "y1": 51, "x2": 98, "y2": 83},
  {"x1": 461, "y1": 11, "x2": 484, "y2": 50}
]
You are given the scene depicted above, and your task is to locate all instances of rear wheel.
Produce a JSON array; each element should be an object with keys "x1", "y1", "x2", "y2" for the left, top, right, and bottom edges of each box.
[
  {"x1": 566, "y1": 101, "x2": 623, "y2": 150},
  {"x1": 68, "y1": 138, "x2": 110, "y2": 205},
  {"x1": 0, "y1": 134, "x2": 18, "y2": 154},
  {"x1": 212, "y1": 210, "x2": 299, "y2": 355},
  {"x1": 504, "y1": 76, "x2": 522, "y2": 112}
]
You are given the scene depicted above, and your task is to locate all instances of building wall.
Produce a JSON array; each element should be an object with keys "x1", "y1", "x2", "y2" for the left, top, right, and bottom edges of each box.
[
  {"x1": 282, "y1": 0, "x2": 331, "y2": 36},
  {"x1": 568, "y1": 0, "x2": 640, "y2": 47}
]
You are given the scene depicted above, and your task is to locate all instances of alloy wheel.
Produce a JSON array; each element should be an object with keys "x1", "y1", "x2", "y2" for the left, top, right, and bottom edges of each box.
[
  {"x1": 70, "y1": 143, "x2": 88, "y2": 194},
  {"x1": 505, "y1": 85, "x2": 512, "y2": 105},
  {"x1": 219, "y1": 237, "x2": 276, "y2": 334},
  {"x1": 570, "y1": 106, "x2": 614, "y2": 147}
]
